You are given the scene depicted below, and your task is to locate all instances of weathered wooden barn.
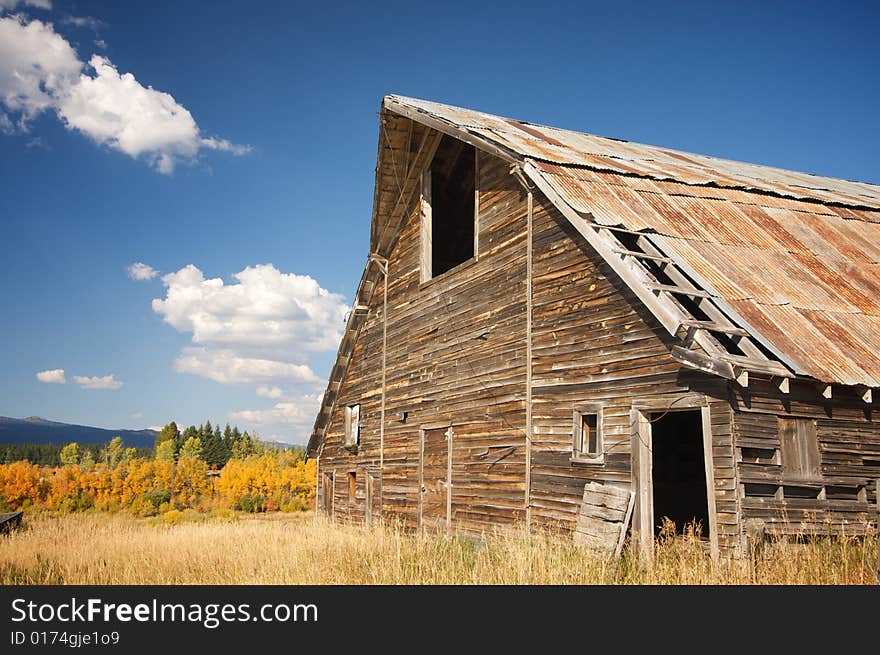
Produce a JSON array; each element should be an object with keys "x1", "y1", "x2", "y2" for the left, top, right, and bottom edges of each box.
[{"x1": 307, "y1": 95, "x2": 880, "y2": 556}]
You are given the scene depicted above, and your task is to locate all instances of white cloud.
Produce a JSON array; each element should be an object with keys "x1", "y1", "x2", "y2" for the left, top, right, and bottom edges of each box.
[
  {"x1": 153, "y1": 264, "x2": 348, "y2": 353},
  {"x1": 74, "y1": 374, "x2": 123, "y2": 390},
  {"x1": 174, "y1": 348, "x2": 318, "y2": 385},
  {"x1": 0, "y1": 1, "x2": 52, "y2": 10},
  {"x1": 127, "y1": 262, "x2": 158, "y2": 280},
  {"x1": 36, "y1": 368, "x2": 65, "y2": 384},
  {"x1": 229, "y1": 394, "x2": 322, "y2": 426},
  {"x1": 256, "y1": 385, "x2": 283, "y2": 399},
  {"x1": 0, "y1": 16, "x2": 80, "y2": 127},
  {"x1": 0, "y1": 16, "x2": 248, "y2": 173},
  {"x1": 130, "y1": 412, "x2": 143, "y2": 419}
]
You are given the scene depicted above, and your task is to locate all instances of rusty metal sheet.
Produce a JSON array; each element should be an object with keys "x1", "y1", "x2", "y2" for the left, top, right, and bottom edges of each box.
[
  {"x1": 386, "y1": 95, "x2": 880, "y2": 387},
  {"x1": 388, "y1": 95, "x2": 880, "y2": 209}
]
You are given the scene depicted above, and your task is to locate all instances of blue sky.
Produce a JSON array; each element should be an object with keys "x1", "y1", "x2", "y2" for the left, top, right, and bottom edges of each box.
[{"x1": 1, "y1": 0, "x2": 878, "y2": 444}]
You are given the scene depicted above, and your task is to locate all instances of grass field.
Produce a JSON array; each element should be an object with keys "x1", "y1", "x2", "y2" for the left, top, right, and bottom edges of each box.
[{"x1": 1, "y1": 512, "x2": 876, "y2": 584}]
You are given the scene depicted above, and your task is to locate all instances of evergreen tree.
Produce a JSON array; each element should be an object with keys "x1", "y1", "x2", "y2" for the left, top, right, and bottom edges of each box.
[
  {"x1": 182, "y1": 425, "x2": 198, "y2": 443},
  {"x1": 203, "y1": 424, "x2": 223, "y2": 468},
  {"x1": 156, "y1": 422, "x2": 181, "y2": 455}
]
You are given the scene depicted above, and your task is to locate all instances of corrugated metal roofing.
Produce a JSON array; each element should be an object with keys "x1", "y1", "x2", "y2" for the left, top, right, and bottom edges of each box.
[{"x1": 386, "y1": 95, "x2": 880, "y2": 387}]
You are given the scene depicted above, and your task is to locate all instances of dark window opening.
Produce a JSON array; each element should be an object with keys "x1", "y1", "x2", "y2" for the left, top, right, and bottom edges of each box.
[
  {"x1": 651, "y1": 410, "x2": 709, "y2": 538},
  {"x1": 740, "y1": 447, "x2": 778, "y2": 464},
  {"x1": 825, "y1": 485, "x2": 864, "y2": 501},
  {"x1": 430, "y1": 134, "x2": 475, "y2": 277},
  {"x1": 744, "y1": 483, "x2": 779, "y2": 498},
  {"x1": 783, "y1": 485, "x2": 820, "y2": 499}
]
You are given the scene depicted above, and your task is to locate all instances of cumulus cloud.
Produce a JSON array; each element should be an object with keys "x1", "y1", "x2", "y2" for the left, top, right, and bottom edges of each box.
[
  {"x1": 0, "y1": 16, "x2": 80, "y2": 128},
  {"x1": 0, "y1": 15, "x2": 248, "y2": 172},
  {"x1": 229, "y1": 394, "x2": 322, "y2": 426},
  {"x1": 127, "y1": 262, "x2": 158, "y2": 280},
  {"x1": 256, "y1": 385, "x2": 284, "y2": 399},
  {"x1": 74, "y1": 374, "x2": 123, "y2": 390},
  {"x1": 153, "y1": 264, "x2": 348, "y2": 354},
  {"x1": 174, "y1": 348, "x2": 318, "y2": 385},
  {"x1": 36, "y1": 368, "x2": 65, "y2": 384}
]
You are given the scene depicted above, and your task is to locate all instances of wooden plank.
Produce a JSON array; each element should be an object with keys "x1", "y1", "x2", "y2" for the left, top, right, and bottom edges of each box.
[{"x1": 573, "y1": 482, "x2": 632, "y2": 552}]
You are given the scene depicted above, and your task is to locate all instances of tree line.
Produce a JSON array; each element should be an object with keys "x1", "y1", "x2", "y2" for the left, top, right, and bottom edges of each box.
[
  {"x1": 1, "y1": 442, "x2": 152, "y2": 467},
  {"x1": 153, "y1": 421, "x2": 281, "y2": 468}
]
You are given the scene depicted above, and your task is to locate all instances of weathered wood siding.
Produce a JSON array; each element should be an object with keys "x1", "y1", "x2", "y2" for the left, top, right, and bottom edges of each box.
[
  {"x1": 731, "y1": 379, "x2": 879, "y2": 539},
  {"x1": 528, "y1": 196, "x2": 740, "y2": 550},
  {"x1": 318, "y1": 143, "x2": 529, "y2": 534},
  {"x1": 317, "y1": 129, "x2": 879, "y2": 550}
]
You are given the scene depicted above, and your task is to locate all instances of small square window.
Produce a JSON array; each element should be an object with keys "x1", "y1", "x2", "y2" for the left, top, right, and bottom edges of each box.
[
  {"x1": 572, "y1": 405, "x2": 603, "y2": 463},
  {"x1": 344, "y1": 404, "x2": 360, "y2": 449}
]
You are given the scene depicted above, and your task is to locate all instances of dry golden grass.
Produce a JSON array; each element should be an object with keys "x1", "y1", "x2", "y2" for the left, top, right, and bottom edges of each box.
[{"x1": 0, "y1": 512, "x2": 875, "y2": 584}]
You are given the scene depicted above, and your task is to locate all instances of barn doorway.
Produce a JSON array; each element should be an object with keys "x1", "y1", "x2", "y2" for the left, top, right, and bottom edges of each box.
[
  {"x1": 650, "y1": 410, "x2": 709, "y2": 538},
  {"x1": 419, "y1": 426, "x2": 452, "y2": 534},
  {"x1": 631, "y1": 398, "x2": 718, "y2": 558},
  {"x1": 321, "y1": 472, "x2": 334, "y2": 520}
]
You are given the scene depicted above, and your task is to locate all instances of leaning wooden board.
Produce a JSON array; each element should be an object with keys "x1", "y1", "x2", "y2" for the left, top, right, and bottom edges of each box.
[{"x1": 574, "y1": 482, "x2": 634, "y2": 555}]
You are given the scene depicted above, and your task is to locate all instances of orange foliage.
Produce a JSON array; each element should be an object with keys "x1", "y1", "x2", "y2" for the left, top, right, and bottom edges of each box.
[{"x1": 0, "y1": 453, "x2": 314, "y2": 515}]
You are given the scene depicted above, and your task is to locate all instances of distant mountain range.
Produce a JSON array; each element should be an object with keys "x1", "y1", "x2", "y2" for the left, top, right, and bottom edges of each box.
[{"x1": 0, "y1": 416, "x2": 158, "y2": 448}]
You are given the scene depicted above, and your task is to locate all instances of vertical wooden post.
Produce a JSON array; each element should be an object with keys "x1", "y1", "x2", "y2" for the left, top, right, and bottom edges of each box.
[
  {"x1": 701, "y1": 405, "x2": 720, "y2": 561},
  {"x1": 446, "y1": 426, "x2": 453, "y2": 536},
  {"x1": 631, "y1": 408, "x2": 653, "y2": 560},
  {"x1": 876, "y1": 479, "x2": 879, "y2": 584},
  {"x1": 418, "y1": 429, "x2": 424, "y2": 530},
  {"x1": 315, "y1": 455, "x2": 320, "y2": 518},
  {"x1": 380, "y1": 257, "x2": 388, "y2": 508},
  {"x1": 525, "y1": 190, "x2": 533, "y2": 533}
]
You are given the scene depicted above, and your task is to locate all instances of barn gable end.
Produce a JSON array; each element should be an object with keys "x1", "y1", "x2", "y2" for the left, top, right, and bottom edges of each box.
[{"x1": 309, "y1": 96, "x2": 880, "y2": 555}]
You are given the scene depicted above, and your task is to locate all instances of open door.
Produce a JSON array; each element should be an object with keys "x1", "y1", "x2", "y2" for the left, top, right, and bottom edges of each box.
[
  {"x1": 651, "y1": 410, "x2": 710, "y2": 537},
  {"x1": 631, "y1": 398, "x2": 718, "y2": 558}
]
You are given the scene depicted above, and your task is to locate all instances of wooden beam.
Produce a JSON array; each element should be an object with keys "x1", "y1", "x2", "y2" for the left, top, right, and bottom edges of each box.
[
  {"x1": 670, "y1": 346, "x2": 736, "y2": 380},
  {"x1": 645, "y1": 282, "x2": 713, "y2": 299},
  {"x1": 613, "y1": 248, "x2": 674, "y2": 263},
  {"x1": 778, "y1": 377, "x2": 790, "y2": 394},
  {"x1": 735, "y1": 368, "x2": 749, "y2": 388},
  {"x1": 718, "y1": 353, "x2": 790, "y2": 377},
  {"x1": 679, "y1": 319, "x2": 751, "y2": 338}
]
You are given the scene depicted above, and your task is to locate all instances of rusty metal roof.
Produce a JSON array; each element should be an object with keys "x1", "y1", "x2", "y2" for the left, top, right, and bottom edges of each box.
[{"x1": 386, "y1": 95, "x2": 880, "y2": 387}]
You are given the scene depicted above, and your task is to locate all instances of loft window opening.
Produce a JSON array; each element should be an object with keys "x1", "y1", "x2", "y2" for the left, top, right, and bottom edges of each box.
[
  {"x1": 344, "y1": 404, "x2": 360, "y2": 450},
  {"x1": 421, "y1": 134, "x2": 476, "y2": 280}
]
